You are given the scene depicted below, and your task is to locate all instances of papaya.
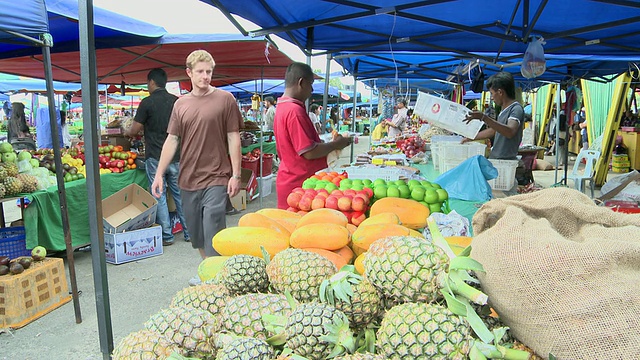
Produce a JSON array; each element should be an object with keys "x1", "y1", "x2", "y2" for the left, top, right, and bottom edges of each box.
[
  {"x1": 256, "y1": 208, "x2": 302, "y2": 221},
  {"x1": 409, "y1": 228, "x2": 425, "y2": 238},
  {"x1": 290, "y1": 223, "x2": 350, "y2": 250},
  {"x1": 332, "y1": 245, "x2": 355, "y2": 263},
  {"x1": 351, "y1": 242, "x2": 367, "y2": 257},
  {"x1": 354, "y1": 253, "x2": 366, "y2": 275},
  {"x1": 303, "y1": 248, "x2": 349, "y2": 270},
  {"x1": 346, "y1": 223, "x2": 357, "y2": 236},
  {"x1": 351, "y1": 223, "x2": 411, "y2": 250},
  {"x1": 213, "y1": 227, "x2": 289, "y2": 258},
  {"x1": 446, "y1": 236, "x2": 473, "y2": 255},
  {"x1": 369, "y1": 197, "x2": 430, "y2": 229},
  {"x1": 296, "y1": 208, "x2": 348, "y2": 228},
  {"x1": 358, "y1": 212, "x2": 400, "y2": 227},
  {"x1": 274, "y1": 218, "x2": 298, "y2": 234},
  {"x1": 238, "y1": 212, "x2": 291, "y2": 236},
  {"x1": 197, "y1": 256, "x2": 231, "y2": 282}
]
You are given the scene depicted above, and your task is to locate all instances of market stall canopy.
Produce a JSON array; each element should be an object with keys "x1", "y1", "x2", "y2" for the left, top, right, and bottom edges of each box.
[
  {"x1": 0, "y1": 33, "x2": 293, "y2": 85},
  {"x1": 0, "y1": 0, "x2": 165, "y2": 58},
  {"x1": 0, "y1": 0, "x2": 48, "y2": 43},
  {"x1": 218, "y1": 79, "x2": 340, "y2": 97},
  {"x1": 0, "y1": 78, "x2": 107, "y2": 94},
  {"x1": 205, "y1": 0, "x2": 640, "y2": 58}
]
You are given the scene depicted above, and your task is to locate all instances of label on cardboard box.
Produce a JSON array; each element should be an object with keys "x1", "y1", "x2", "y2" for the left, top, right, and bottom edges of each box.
[
  {"x1": 102, "y1": 183, "x2": 158, "y2": 233},
  {"x1": 104, "y1": 225, "x2": 163, "y2": 264}
]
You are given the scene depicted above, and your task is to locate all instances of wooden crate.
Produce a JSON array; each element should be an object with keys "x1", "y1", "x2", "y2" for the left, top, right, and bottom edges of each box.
[{"x1": 0, "y1": 258, "x2": 71, "y2": 329}]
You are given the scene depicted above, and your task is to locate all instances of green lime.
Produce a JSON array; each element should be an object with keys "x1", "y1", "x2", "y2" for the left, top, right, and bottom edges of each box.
[
  {"x1": 398, "y1": 185, "x2": 411, "y2": 199},
  {"x1": 436, "y1": 189, "x2": 448, "y2": 202},
  {"x1": 411, "y1": 188, "x2": 425, "y2": 201},
  {"x1": 419, "y1": 201, "x2": 430, "y2": 207},
  {"x1": 307, "y1": 177, "x2": 318, "y2": 184},
  {"x1": 420, "y1": 180, "x2": 431, "y2": 187},
  {"x1": 341, "y1": 178, "x2": 353, "y2": 186},
  {"x1": 325, "y1": 183, "x2": 338, "y2": 192},
  {"x1": 373, "y1": 186, "x2": 387, "y2": 199},
  {"x1": 429, "y1": 202, "x2": 443, "y2": 213},
  {"x1": 373, "y1": 178, "x2": 386, "y2": 187},
  {"x1": 352, "y1": 184, "x2": 364, "y2": 191},
  {"x1": 423, "y1": 189, "x2": 439, "y2": 204},
  {"x1": 408, "y1": 179, "x2": 421, "y2": 187},
  {"x1": 315, "y1": 183, "x2": 326, "y2": 190},
  {"x1": 431, "y1": 183, "x2": 442, "y2": 189},
  {"x1": 362, "y1": 179, "x2": 372, "y2": 186},
  {"x1": 387, "y1": 185, "x2": 400, "y2": 198},
  {"x1": 422, "y1": 182, "x2": 434, "y2": 189},
  {"x1": 351, "y1": 179, "x2": 363, "y2": 187},
  {"x1": 394, "y1": 179, "x2": 406, "y2": 186},
  {"x1": 302, "y1": 182, "x2": 315, "y2": 189}
]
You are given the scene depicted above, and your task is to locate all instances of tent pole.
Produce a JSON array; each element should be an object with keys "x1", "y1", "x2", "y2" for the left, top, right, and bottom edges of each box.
[
  {"x1": 322, "y1": 54, "x2": 331, "y2": 133},
  {"x1": 79, "y1": 0, "x2": 114, "y2": 357},
  {"x1": 41, "y1": 43, "x2": 82, "y2": 325},
  {"x1": 259, "y1": 71, "x2": 264, "y2": 208},
  {"x1": 350, "y1": 74, "x2": 356, "y2": 164},
  {"x1": 554, "y1": 83, "x2": 560, "y2": 184}
]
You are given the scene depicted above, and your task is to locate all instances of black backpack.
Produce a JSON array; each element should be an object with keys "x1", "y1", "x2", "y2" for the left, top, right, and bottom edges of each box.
[{"x1": 470, "y1": 67, "x2": 485, "y2": 93}]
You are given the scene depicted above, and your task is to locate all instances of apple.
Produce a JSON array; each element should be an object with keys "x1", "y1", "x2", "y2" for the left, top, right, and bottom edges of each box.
[
  {"x1": 286, "y1": 207, "x2": 298, "y2": 212},
  {"x1": 311, "y1": 196, "x2": 325, "y2": 210},
  {"x1": 351, "y1": 211, "x2": 366, "y2": 226},
  {"x1": 298, "y1": 194, "x2": 314, "y2": 211},
  {"x1": 287, "y1": 192, "x2": 302, "y2": 209},
  {"x1": 316, "y1": 188, "x2": 329, "y2": 196},
  {"x1": 343, "y1": 189, "x2": 356, "y2": 197},
  {"x1": 331, "y1": 189, "x2": 344, "y2": 197},
  {"x1": 304, "y1": 189, "x2": 318, "y2": 198},
  {"x1": 338, "y1": 196, "x2": 352, "y2": 211},
  {"x1": 315, "y1": 191, "x2": 329, "y2": 199},
  {"x1": 325, "y1": 195, "x2": 339, "y2": 210},
  {"x1": 341, "y1": 211, "x2": 354, "y2": 223},
  {"x1": 292, "y1": 187, "x2": 305, "y2": 195},
  {"x1": 297, "y1": 210, "x2": 309, "y2": 216},
  {"x1": 352, "y1": 196, "x2": 367, "y2": 212}
]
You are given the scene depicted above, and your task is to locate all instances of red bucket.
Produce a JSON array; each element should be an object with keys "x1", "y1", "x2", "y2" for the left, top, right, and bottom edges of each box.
[
  {"x1": 261, "y1": 154, "x2": 274, "y2": 177},
  {"x1": 241, "y1": 157, "x2": 259, "y2": 178}
]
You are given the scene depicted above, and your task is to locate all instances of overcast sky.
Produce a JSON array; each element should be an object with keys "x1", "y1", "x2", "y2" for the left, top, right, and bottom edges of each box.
[{"x1": 93, "y1": 0, "x2": 342, "y2": 73}]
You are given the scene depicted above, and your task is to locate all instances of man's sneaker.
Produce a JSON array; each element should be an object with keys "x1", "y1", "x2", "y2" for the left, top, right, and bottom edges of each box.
[
  {"x1": 188, "y1": 276, "x2": 202, "y2": 287},
  {"x1": 163, "y1": 239, "x2": 174, "y2": 246},
  {"x1": 183, "y1": 235, "x2": 191, "y2": 243}
]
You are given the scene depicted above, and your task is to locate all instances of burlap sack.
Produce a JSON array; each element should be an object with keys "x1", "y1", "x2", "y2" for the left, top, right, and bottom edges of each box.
[{"x1": 471, "y1": 187, "x2": 640, "y2": 359}]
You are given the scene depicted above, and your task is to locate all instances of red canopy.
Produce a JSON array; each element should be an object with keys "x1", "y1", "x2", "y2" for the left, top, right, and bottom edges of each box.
[{"x1": 0, "y1": 34, "x2": 292, "y2": 85}]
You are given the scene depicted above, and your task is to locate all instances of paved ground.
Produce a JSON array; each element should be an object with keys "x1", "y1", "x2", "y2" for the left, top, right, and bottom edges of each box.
[{"x1": 0, "y1": 137, "x2": 619, "y2": 359}]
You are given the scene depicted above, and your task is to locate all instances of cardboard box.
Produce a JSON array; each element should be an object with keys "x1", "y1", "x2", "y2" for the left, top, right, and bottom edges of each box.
[
  {"x1": 103, "y1": 134, "x2": 131, "y2": 150},
  {"x1": 230, "y1": 168, "x2": 258, "y2": 209},
  {"x1": 102, "y1": 183, "x2": 158, "y2": 233},
  {"x1": 0, "y1": 258, "x2": 71, "y2": 329},
  {"x1": 230, "y1": 190, "x2": 247, "y2": 210},
  {"x1": 104, "y1": 225, "x2": 163, "y2": 264}
]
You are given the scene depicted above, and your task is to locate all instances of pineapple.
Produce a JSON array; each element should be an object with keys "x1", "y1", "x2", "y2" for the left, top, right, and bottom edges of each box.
[
  {"x1": 1, "y1": 162, "x2": 18, "y2": 177},
  {"x1": 112, "y1": 329, "x2": 180, "y2": 359},
  {"x1": 319, "y1": 268, "x2": 382, "y2": 330},
  {"x1": 215, "y1": 337, "x2": 274, "y2": 360},
  {"x1": 377, "y1": 302, "x2": 472, "y2": 359},
  {"x1": 170, "y1": 283, "x2": 230, "y2": 317},
  {"x1": 145, "y1": 307, "x2": 217, "y2": 357},
  {"x1": 218, "y1": 293, "x2": 292, "y2": 340},
  {"x1": 267, "y1": 248, "x2": 337, "y2": 302},
  {"x1": 16, "y1": 173, "x2": 38, "y2": 193},
  {"x1": 282, "y1": 303, "x2": 355, "y2": 360},
  {"x1": 218, "y1": 254, "x2": 269, "y2": 294},
  {"x1": 3, "y1": 177, "x2": 22, "y2": 197},
  {"x1": 0, "y1": 183, "x2": 5, "y2": 198},
  {"x1": 334, "y1": 354, "x2": 385, "y2": 360},
  {"x1": 0, "y1": 166, "x2": 7, "y2": 183}
]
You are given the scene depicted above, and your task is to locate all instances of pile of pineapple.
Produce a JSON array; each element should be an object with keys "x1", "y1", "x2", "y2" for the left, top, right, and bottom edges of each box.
[
  {"x1": 0, "y1": 162, "x2": 39, "y2": 198},
  {"x1": 113, "y1": 215, "x2": 537, "y2": 360}
]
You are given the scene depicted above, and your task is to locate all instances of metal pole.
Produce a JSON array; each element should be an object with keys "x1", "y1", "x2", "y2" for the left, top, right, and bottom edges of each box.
[
  {"x1": 554, "y1": 83, "x2": 560, "y2": 185},
  {"x1": 322, "y1": 54, "x2": 331, "y2": 134},
  {"x1": 350, "y1": 74, "x2": 357, "y2": 164},
  {"x1": 259, "y1": 70, "x2": 264, "y2": 208},
  {"x1": 79, "y1": 0, "x2": 114, "y2": 357},
  {"x1": 41, "y1": 44, "x2": 82, "y2": 325}
]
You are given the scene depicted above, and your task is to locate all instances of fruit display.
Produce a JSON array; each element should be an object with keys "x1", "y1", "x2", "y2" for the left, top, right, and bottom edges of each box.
[
  {"x1": 397, "y1": 136, "x2": 426, "y2": 158},
  {"x1": 370, "y1": 178, "x2": 449, "y2": 213},
  {"x1": 114, "y1": 206, "x2": 538, "y2": 358},
  {"x1": 0, "y1": 247, "x2": 47, "y2": 278}
]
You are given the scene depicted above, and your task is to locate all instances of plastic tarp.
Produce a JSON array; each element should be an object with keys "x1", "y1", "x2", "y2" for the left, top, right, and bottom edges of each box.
[
  {"x1": 0, "y1": 78, "x2": 97, "y2": 94},
  {"x1": 0, "y1": 0, "x2": 49, "y2": 43},
  {"x1": 207, "y1": 1, "x2": 640, "y2": 57},
  {"x1": 0, "y1": 33, "x2": 293, "y2": 85},
  {"x1": 218, "y1": 79, "x2": 340, "y2": 97}
]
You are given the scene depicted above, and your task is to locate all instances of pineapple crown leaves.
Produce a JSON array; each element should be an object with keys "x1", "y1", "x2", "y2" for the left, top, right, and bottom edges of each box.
[
  {"x1": 470, "y1": 340, "x2": 532, "y2": 360},
  {"x1": 167, "y1": 352, "x2": 201, "y2": 360},
  {"x1": 279, "y1": 348, "x2": 311, "y2": 360},
  {"x1": 320, "y1": 311, "x2": 356, "y2": 358},
  {"x1": 263, "y1": 291, "x2": 299, "y2": 346},
  {"x1": 355, "y1": 327, "x2": 377, "y2": 354},
  {"x1": 319, "y1": 266, "x2": 362, "y2": 306},
  {"x1": 260, "y1": 245, "x2": 271, "y2": 265}
]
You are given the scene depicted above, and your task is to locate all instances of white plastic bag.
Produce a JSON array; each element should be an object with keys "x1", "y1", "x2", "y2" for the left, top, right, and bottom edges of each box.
[{"x1": 521, "y1": 37, "x2": 546, "y2": 78}]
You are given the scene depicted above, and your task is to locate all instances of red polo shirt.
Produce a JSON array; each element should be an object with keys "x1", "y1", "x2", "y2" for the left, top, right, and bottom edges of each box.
[{"x1": 274, "y1": 97, "x2": 327, "y2": 209}]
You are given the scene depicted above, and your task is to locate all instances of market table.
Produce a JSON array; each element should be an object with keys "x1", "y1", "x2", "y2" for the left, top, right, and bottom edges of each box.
[
  {"x1": 24, "y1": 170, "x2": 148, "y2": 251},
  {"x1": 242, "y1": 141, "x2": 276, "y2": 155}
]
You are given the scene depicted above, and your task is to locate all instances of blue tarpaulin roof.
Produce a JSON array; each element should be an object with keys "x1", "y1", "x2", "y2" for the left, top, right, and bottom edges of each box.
[
  {"x1": 219, "y1": 79, "x2": 340, "y2": 97},
  {"x1": 206, "y1": 0, "x2": 640, "y2": 57},
  {"x1": 0, "y1": 0, "x2": 49, "y2": 42}
]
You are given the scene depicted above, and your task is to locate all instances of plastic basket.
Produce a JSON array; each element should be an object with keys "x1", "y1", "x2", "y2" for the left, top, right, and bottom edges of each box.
[
  {"x1": 438, "y1": 142, "x2": 487, "y2": 172},
  {"x1": 0, "y1": 226, "x2": 29, "y2": 259},
  {"x1": 257, "y1": 174, "x2": 274, "y2": 197},
  {"x1": 430, "y1": 135, "x2": 464, "y2": 171},
  {"x1": 344, "y1": 165, "x2": 403, "y2": 181},
  {"x1": 487, "y1": 159, "x2": 519, "y2": 191}
]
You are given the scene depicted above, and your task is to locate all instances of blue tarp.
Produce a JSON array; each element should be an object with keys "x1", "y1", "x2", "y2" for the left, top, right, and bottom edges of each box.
[
  {"x1": 218, "y1": 79, "x2": 340, "y2": 98},
  {"x1": 0, "y1": 0, "x2": 49, "y2": 43},
  {"x1": 0, "y1": 79, "x2": 88, "y2": 94}
]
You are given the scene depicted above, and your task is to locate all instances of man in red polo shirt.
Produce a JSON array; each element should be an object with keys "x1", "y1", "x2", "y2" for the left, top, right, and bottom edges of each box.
[{"x1": 274, "y1": 62, "x2": 351, "y2": 209}]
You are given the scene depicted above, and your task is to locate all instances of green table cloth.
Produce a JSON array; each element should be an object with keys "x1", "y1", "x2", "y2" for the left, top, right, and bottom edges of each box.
[
  {"x1": 242, "y1": 141, "x2": 276, "y2": 155},
  {"x1": 25, "y1": 170, "x2": 148, "y2": 250},
  {"x1": 413, "y1": 162, "x2": 484, "y2": 233}
]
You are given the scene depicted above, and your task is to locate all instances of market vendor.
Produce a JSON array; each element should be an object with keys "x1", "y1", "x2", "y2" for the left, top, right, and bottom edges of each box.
[
  {"x1": 385, "y1": 98, "x2": 408, "y2": 138},
  {"x1": 463, "y1": 72, "x2": 524, "y2": 160},
  {"x1": 274, "y1": 62, "x2": 351, "y2": 209}
]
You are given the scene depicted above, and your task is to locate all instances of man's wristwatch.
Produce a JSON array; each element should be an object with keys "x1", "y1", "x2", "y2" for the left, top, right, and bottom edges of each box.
[{"x1": 232, "y1": 175, "x2": 241, "y2": 180}]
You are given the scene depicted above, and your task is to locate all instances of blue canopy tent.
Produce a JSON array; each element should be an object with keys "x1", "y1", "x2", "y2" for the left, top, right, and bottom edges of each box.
[
  {"x1": 218, "y1": 78, "x2": 340, "y2": 98},
  {"x1": 0, "y1": 78, "x2": 94, "y2": 94}
]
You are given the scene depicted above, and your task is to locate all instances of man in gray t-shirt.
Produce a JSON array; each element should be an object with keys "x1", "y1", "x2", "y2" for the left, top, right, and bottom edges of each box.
[{"x1": 464, "y1": 72, "x2": 524, "y2": 160}]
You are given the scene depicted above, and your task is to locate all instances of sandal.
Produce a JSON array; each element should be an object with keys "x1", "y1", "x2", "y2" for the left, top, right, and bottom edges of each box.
[{"x1": 226, "y1": 208, "x2": 241, "y2": 215}]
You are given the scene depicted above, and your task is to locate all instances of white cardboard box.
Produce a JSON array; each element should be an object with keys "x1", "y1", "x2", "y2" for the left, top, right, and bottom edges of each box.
[
  {"x1": 102, "y1": 183, "x2": 158, "y2": 233},
  {"x1": 104, "y1": 225, "x2": 163, "y2": 264}
]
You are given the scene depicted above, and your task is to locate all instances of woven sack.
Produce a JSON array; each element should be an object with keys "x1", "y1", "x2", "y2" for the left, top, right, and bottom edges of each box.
[{"x1": 471, "y1": 187, "x2": 640, "y2": 359}]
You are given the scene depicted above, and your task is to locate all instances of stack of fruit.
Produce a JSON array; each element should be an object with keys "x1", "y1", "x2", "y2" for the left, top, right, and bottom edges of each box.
[
  {"x1": 0, "y1": 246, "x2": 47, "y2": 277},
  {"x1": 397, "y1": 136, "x2": 426, "y2": 158},
  {"x1": 371, "y1": 178, "x2": 448, "y2": 213},
  {"x1": 97, "y1": 145, "x2": 138, "y2": 173},
  {"x1": 286, "y1": 188, "x2": 371, "y2": 225},
  {"x1": 113, "y1": 206, "x2": 537, "y2": 359}
]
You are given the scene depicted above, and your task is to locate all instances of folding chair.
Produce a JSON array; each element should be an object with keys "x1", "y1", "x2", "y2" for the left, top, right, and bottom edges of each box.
[{"x1": 567, "y1": 149, "x2": 600, "y2": 197}]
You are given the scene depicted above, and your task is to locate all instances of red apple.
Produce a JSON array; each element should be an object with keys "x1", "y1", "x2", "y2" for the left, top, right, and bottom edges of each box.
[
  {"x1": 286, "y1": 207, "x2": 298, "y2": 212},
  {"x1": 351, "y1": 211, "x2": 366, "y2": 226},
  {"x1": 338, "y1": 196, "x2": 352, "y2": 211},
  {"x1": 352, "y1": 196, "x2": 366, "y2": 212},
  {"x1": 287, "y1": 192, "x2": 302, "y2": 209},
  {"x1": 316, "y1": 188, "x2": 329, "y2": 195},
  {"x1": 292, "y1": 187, "x2": 305, "y2": 195},
  {"x1": 362, "y1": 187, "x2": 374, "y2": 198},
  {"x1": 304, "y1": 189, "x2": 318, "y2": 197},
  {"x1": 297, "y1": 210, "x2": 309, "y2": 215},
  {"x1": 331, "y1": 189, "x2": 344, "y2": 197},
  {"x1": 315, "y1": 191, "x2": 330, "y2": 199},
  {"x1": 298, "y1": 195, "x2": 314, "y2": 211},
  {"x1": 354, "y1": 193, "x2": 370, "y2": 205},
  {"x1": 341, "y1": 211, "x2": 354, "y2": 223},
  {"x1": 343, "y1": 189, "x2": 357, "y2": 197},
  {"x1": 325, "y1": 195, "x2": 339, "y2": 210},
  {"x1": 311, "y1": 196, "x2": 326, "y2": 210}
]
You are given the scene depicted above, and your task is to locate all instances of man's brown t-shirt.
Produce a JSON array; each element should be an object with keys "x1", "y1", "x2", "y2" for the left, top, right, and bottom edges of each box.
[{"x1": 167, "y1": 89, "x2": 243, "y2": 191}]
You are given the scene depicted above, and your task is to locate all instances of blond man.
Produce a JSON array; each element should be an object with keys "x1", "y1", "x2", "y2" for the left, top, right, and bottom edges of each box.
[{"x1": 151, "y1": 50, "x2": 243, "y2": 286}]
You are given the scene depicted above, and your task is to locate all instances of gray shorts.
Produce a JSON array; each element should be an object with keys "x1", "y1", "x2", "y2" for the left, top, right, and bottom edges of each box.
[{"x1": 180, "y1": 186, "x2": 227, "y2": 256}]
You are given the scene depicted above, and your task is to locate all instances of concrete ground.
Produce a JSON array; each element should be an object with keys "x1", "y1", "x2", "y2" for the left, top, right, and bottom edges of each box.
[{"x1": 0, "y1": 137, "x2": 619, "y2": 359}]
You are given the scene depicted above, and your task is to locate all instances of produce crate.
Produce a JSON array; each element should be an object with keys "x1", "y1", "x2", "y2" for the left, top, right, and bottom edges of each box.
[
  {"x1": 437, "y1": 142, "x2": 486, "y2": 172},
  {"x1": 344, "y1": 165, "x2": 403, "y2": 181},
  {"x1": 429, "y1": 135, "x2": 464, "y2": 171},
  {"x1": 257, "y1": 174, "x2": 274, "y2": 197},
  {"x1": 0, "y1": 258, "x2": 71, "y2": 329},
  {"x1": 487, "y1": 159, "x2": 519, "y2": 191},
  {"x1": 0, "y1": 226, "x2": 30, "y2": 259}
]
